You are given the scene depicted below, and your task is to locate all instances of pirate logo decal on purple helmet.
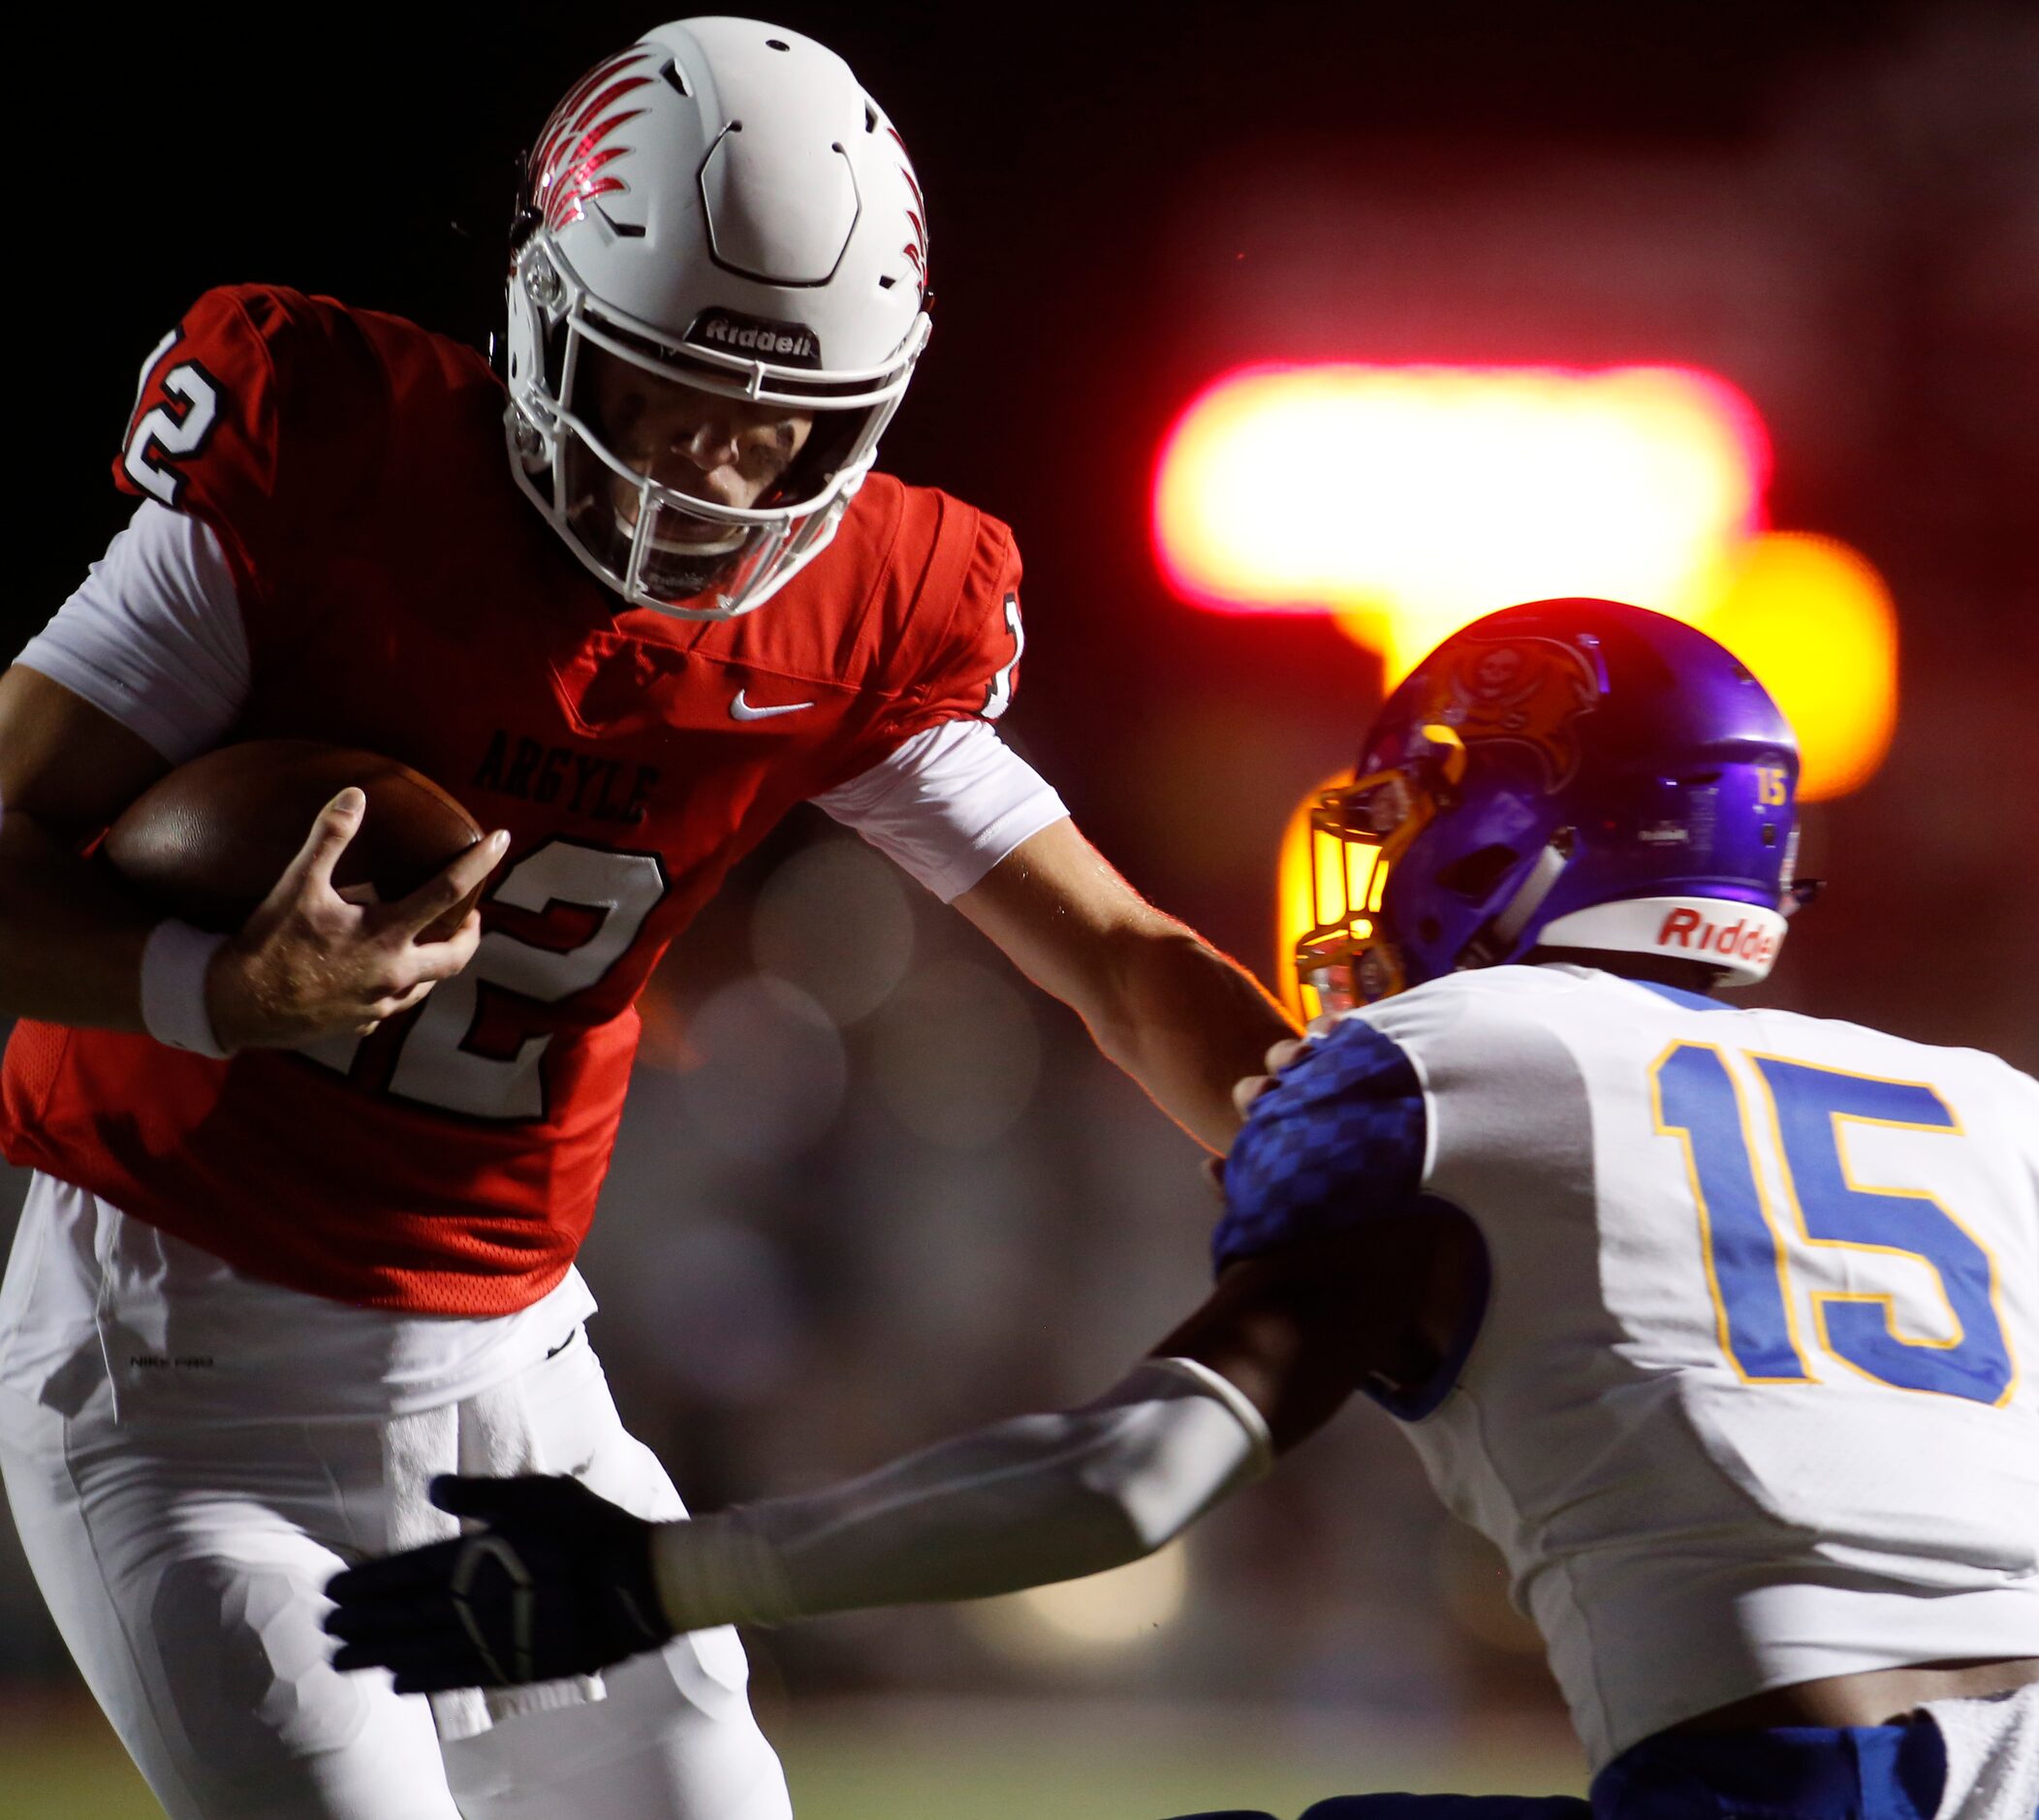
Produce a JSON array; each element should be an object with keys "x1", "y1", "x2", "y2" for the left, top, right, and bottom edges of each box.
[{"x1": 1422, "y1": 635, "x2": 1601, "y2": 790}]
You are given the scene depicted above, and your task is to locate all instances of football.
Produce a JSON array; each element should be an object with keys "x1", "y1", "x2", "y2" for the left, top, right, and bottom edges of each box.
[{"x1": 102, "y1": 739, "x2": 486, "y2": 936}]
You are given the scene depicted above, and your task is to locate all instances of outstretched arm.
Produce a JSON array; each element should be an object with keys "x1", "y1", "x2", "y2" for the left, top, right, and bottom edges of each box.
[
  {"x1": 323, "y1": 1349, "x2": 1279, "y2": 1691},
  {"x1": 954, "y1": 817, "x2": 1299, "y2": 1151},
  {"x1": 321, "y1": 1217, "x2": 1452, "y2": 1693},
  {"x1": 645, "y1": 1216, "x2": 1459, "y2": 1632},
  {"x1": 647, "y1": 1354, "x2": 1275, "y2": 1630}
]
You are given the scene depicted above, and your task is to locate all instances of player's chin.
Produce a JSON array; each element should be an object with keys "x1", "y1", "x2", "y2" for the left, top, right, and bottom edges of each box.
[
  {"x1": 637, "y1": 508, "x2": 746, "y2": 559},
  {"x1": 568, "y1": 499, "x2": 740, "y2": 602},
  {"x1": 639, "y1": 544, "x2": 741, "y2": 601}
]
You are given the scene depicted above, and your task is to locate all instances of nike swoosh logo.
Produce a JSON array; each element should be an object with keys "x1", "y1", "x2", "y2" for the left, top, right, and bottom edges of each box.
[{"x1": 730, "y1": 689, "x2": 815, "y2": 721}]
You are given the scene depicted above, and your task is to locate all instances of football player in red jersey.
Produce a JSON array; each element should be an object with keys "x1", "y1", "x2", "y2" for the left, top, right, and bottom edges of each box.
[{"x1": 0, "y1": 19, "x2": 1293, "y2": 1820}]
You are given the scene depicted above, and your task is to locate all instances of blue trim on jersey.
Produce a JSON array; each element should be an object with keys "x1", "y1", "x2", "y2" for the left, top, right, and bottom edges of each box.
[
  {"x1": 1633, "y1": 980, "x2": 1730, "y2": 1014},
  {"x1": 1590, "y1": 1715, "x2": 1945, "y2": 1818},
  {"x1": 1213, "y1": 1018, "x2": 1427, "y2": 1272},
  {"x1": 1176, "y1": 1716, "x2": 1949, "y2": 1820},
  {"x1": 1297, "y1": 1800, "x2": 1587, "y2": 1818},
  {"x1": 1190, "y1": 1711, "x2": 1949, "y2": 1809}
]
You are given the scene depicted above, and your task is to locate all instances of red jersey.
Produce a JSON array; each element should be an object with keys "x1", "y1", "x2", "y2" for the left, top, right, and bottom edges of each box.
[{"x1": 1, "y1": 286, "x2": 1025, "y2": 1315}]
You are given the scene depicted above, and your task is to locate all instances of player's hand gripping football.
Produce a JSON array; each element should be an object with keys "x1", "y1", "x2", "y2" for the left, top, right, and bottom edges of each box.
[
  {"x1": 207, "y1": 790, "x2": 508, "y2": 1051},
  {"x1": 324, "y1": 1475, "x2": 674, "y2": 1691}
]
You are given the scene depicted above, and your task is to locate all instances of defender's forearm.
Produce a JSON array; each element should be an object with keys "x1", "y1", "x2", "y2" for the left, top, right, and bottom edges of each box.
[{"x1": 647, "y1": 1358, "x2": 1273, "y2": 1632}]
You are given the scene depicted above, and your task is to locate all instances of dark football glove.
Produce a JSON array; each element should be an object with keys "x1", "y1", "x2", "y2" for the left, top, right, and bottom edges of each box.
[{"x1": 323, "y1": 1474, "x2": 674, "y2": 1692}]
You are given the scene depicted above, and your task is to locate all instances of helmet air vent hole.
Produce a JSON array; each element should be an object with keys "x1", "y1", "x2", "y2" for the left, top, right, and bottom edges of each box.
[
  {"x1": 1418, "y1": 914, "x2": 1443, "y2": 944},
  {"x1": 767, "y1": 38, "x2": 790, "y2": 49},
  {"x1": 877, "y1": 274, "x2": 896, "y2": 289},
  {"x1": 660, "y1": 58, "x2": 690, "y2": 98},
  {"x1": 1761, "y1": 823, "x2": 1777, "y2": 846},
  {"x1": 865, "y1": 102, "x2": 880, "y2": 133},
  {"x1": 1435, "y1": 845, "x2": 1521, "y2": 900}
]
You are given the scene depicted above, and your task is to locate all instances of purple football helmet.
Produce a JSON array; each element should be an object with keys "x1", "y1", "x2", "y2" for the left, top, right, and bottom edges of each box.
[{"x1": 1296, "y1": 599, "x2": 1813, "y2": 1010}]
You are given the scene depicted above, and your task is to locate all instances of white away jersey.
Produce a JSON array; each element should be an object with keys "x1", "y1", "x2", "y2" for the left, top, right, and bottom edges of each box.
[{"x1": 1218, "y1": 963, "x2": 2039, "y2": 1767}]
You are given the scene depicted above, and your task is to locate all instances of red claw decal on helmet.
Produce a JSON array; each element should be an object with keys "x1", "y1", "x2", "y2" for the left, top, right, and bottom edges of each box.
[
  {"x1": 530, "y1": 49, "x2": 658, "y2": 232},
  {"x1": 887, "y1": 125, "x2": 928, "y2": 290}
]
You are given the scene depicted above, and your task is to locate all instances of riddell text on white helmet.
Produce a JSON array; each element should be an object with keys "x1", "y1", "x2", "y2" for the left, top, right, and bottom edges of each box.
[{"x1": 687, "y1": 308, "x2": 822, "y2": 366}]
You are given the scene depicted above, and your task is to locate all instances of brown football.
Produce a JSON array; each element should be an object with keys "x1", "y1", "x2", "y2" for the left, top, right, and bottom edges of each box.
[{"x1": 103, "y1": 740, "x2": 486, "y2": 936}]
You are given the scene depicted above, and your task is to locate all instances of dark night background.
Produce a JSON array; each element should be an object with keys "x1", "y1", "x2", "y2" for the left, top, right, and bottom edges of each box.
[
  {"x1": 14, "y1": 1, "x2": 2038, "y2": 1033},
  {"x1": 4, "y1": 3, "x2": 2035, "y2": 1812}
]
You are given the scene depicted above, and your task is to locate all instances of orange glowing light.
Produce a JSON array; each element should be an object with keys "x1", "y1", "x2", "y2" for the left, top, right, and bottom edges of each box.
[
  {"x1": 1158, "y1": 361, "x2": 1899, "y2": 800},
  {"x1": 1690, "y1": 533, "x2": 1897, "y2": 801},
  {"x1": 1153, "y1": 362, "x2": 1770, "y2": 678}
]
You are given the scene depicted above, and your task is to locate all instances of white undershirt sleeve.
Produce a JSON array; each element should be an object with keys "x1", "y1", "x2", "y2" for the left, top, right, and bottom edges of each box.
[
  {"x1": 811, "y1": 718, "x2": 1070, "y2": 902},
  {"x1": 648, "y1": 1357, "x2": 1274, "y2": 1630},
  {"x1": 14, "y1": 501, "x2": 250, "y2": 764}
]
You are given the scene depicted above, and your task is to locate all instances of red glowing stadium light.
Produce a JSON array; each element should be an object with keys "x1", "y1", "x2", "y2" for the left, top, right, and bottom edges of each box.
[
  {"x1": 1151, "y1": 361, "x2": 1772, "y2": 675},
  {"x1": 1154, "y1": 360, "x2": 1898, "y2": 803}
]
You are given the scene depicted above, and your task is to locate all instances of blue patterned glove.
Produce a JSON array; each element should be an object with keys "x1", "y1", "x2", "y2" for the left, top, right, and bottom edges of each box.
[{"x1": 1215, "y1": 1017, "x2": 1427, "y2": 1271}]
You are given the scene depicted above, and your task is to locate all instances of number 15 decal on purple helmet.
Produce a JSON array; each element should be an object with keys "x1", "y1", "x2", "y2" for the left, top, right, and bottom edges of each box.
[{"x1": 1297, "y1": 599, "x2": 1818, "y2": 1009}]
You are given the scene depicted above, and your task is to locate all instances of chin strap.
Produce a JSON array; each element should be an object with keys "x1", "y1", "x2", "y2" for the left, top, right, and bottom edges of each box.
[{"x1": 1459, "y1": 830, "x2": 1576, "y2": 970}]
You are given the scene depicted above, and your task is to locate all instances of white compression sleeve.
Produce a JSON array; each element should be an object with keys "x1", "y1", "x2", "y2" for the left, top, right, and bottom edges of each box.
[{"x1": 650, "y1": 1357, "x2": 1273, "y2": 1631}]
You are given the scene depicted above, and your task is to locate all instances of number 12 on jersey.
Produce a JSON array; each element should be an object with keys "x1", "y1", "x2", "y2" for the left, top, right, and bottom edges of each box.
[{"x1": 1651, "y1": 1044, "x2": 2016, "y2": 1406}]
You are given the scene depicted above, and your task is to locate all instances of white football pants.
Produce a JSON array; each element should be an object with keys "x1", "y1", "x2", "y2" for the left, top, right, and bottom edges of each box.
[{"x1": 0, "y1": 1327, "x2": 792, "y2": 1820}]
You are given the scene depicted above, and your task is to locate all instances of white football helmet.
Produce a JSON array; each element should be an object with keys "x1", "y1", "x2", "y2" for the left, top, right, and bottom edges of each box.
[{"x1": 504, "y1": 17, "x2": 932, "y2": 619}]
